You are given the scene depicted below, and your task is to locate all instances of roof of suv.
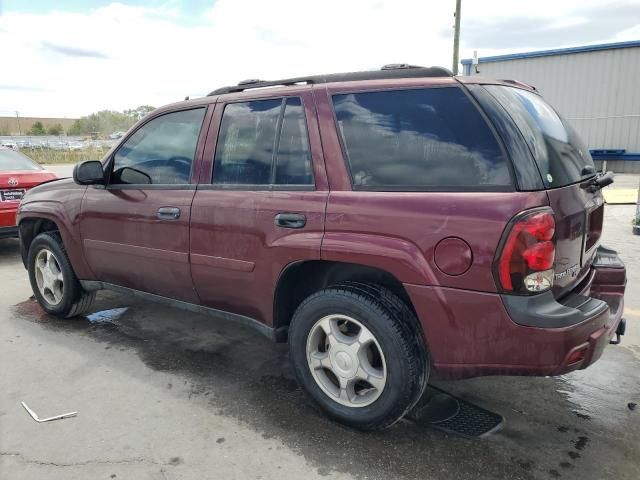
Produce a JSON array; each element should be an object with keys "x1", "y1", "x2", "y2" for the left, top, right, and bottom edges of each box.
[
  {"x1": 208, "y1": 64, "x2": 454, "y2": 96},
  {"x1": 152, "y1": 65, "x2": 537, "y2": 117}
]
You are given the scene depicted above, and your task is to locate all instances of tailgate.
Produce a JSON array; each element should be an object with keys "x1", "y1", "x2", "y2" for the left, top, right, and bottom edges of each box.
[{"x1": 546, "y1": 183, "x2": 604, "y2": 299}]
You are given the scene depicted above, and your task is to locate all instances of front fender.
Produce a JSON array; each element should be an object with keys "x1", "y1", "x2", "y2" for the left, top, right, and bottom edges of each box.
[{"x1": 18, "y1": 196, "x2": 94, "y2": 280}]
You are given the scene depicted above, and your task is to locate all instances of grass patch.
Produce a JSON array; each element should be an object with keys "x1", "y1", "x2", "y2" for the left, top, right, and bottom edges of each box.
[{"x1": 23, "y1": 148, "x2": 105, "y2": 165}]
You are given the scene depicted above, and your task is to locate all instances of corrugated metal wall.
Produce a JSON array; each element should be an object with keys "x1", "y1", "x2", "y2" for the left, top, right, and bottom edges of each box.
[{"x1": 470, "y1": 47, "x2": 640, "y2": 152}]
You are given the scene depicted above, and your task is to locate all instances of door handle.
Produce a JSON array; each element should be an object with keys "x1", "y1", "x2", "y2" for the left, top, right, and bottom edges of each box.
[
  {"x1": 157, "y1": 207, "x2": 181, "y2": 220},
  {"x1": 274, "y1": 213, "x2": 306, "y2": 229}
]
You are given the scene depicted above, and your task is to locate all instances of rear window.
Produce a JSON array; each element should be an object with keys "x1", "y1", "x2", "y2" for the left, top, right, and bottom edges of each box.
[
  {"x1": 332, "y1": 87, "x2": 510, "y2": 190},
  {"x1": 0, "y1": 149, "x2": 42, "y2": 171},
  {"x1": 484, "y1": 85, "x2": 595, "y2": 188}
]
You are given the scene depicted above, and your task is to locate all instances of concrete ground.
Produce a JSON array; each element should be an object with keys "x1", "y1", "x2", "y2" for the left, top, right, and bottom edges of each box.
[{"x1": 0, "y1": 173, "x2": 639, "y2": 480}]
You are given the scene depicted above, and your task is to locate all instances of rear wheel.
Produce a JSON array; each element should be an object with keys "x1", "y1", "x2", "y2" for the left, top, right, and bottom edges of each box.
[
  {"x1": 289, "y1": 283, "x2": 428, "y2": 430},
  {"x1": 27, "y1": 232, "x2": 95, "y2": 318}
]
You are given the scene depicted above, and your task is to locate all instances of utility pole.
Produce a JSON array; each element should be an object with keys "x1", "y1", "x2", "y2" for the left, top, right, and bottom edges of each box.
[
  {"x1": 452, "y1": 0, "x2": 462, "y2": 75},
  {"x1": 15, "y1": 111, "x2": 21, "y2": 136},
  {"x1": 635, "y1": 176, "x2": 640, "y2": 234}
]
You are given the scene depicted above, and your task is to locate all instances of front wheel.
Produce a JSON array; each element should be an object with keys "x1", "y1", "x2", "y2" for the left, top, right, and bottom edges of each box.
[
  {"x1": 289, "y1": 283, "x2": 429, "y2": 430},
  {"x1": 27, "y1": 232, "x2": 95, "y2": 318}
]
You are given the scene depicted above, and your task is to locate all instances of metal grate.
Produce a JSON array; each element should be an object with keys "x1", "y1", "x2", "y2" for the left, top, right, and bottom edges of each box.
[{"x1": 407, "y1": 385, "x2": 504, "y2": 438}]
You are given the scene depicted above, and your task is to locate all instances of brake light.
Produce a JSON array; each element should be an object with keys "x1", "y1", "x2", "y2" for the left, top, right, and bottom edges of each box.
[
  {"x1": 522, "y1": 241, "x2": 555, "y2": 270},
  {"x1": 497, "y1": 210, "x2": 556, "y2": 293}
]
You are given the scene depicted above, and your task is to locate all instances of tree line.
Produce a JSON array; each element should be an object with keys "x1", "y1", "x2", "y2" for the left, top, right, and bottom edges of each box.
[{"x1": 28, "y1": 106, "x2": 155, "y2": 136}]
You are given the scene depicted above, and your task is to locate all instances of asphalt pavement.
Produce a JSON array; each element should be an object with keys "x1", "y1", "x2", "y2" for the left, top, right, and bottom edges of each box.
[{"x1": 0, "y1": 173, "x2": 639, "y2": 480}]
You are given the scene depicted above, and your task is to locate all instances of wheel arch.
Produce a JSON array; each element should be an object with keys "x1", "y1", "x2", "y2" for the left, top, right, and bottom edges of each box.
[
  {"x1": 272, "y1": 260, "x2": 420, "y2": 343},
  {"x1": 18, "y1": 212, "x2": 94, "y2": 279},
  {"x1": 18, "y1": 217, "x2": 61, "y2": 268}
]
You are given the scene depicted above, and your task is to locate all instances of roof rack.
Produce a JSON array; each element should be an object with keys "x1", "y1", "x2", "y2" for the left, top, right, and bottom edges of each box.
[
  {"x1": 499, "y1": 79, "x2": 537, "y2": 91},
  {"x1": 208, "y1": 64, "x2": 453, "y2": 96}
]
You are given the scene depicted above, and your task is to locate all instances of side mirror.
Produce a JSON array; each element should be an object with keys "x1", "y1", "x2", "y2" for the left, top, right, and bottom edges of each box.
[
  {"x1": 119, "y1": 167, "x2": 152, "y2": 185},
  {"x1": 73, "y1": 160, "x2": 104, "y2": 185}
]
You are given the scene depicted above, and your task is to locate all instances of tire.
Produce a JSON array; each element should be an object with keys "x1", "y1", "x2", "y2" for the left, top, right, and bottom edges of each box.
[
  {"x1": 289, "y1": 283, "x2": 429, "y2": 430},
  {"x1": 27, "y1": 232, "x2": 95, "y2": 318}
]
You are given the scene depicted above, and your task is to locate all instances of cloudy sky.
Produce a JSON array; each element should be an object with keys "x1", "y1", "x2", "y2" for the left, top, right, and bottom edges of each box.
[{"x1": 1, "y1": 0, "x2": 639, "y2": 118}]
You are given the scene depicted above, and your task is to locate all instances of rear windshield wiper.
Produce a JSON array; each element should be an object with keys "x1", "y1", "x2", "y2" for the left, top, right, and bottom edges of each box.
[{"x1": 581, "y1": 171, "x2": 614, "y2": 193}]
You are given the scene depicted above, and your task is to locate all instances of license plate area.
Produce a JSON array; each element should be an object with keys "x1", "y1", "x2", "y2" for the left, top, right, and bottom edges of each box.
[
  {"x1": 585, "y1": 204, "x2": 604, "y2": 252},
  {"x1": 0, "y1": 189, "x2": 26, "y2": 202}
]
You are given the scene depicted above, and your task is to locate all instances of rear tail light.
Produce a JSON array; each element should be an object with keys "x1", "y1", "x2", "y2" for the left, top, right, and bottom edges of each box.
[{"x1": 496, "y1": 209, "x2": 556, "y2": 294}]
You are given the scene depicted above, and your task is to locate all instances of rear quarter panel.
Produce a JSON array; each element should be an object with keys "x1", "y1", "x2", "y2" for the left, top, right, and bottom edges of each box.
[
  {"x1": 323, "y1": 191, "x2": 549, "y2": 290},
  {"x1": 314, "y1": 83, "x2": 549, "y2": 289}
]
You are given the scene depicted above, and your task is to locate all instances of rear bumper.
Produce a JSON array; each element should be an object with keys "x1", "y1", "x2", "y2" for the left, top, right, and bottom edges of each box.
[
  {"x1": 0, "y1": 204, "x2": 18, "y2": 229},
  {"x1": 0, "y1": 204, "x2": 19, "y2": 238},
  {"x1": 406, "y1": 246, "x2": 626, "y2": 379}
]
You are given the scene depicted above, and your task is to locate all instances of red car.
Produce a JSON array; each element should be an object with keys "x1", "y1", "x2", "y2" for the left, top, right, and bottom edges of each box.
[
  {"x1": 16, "y1": 66, "x2": 626, "y2": 430},
  {"x1": 0, "y1": 147, "x2": 57, "y2": 239}
]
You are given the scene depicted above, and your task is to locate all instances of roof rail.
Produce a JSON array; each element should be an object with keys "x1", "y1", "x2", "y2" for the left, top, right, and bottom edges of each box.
[
  {"x1": 208, "y1": 65, "x2": 453, "y2": 96},
  {"x1": 380, "y1": 63, "x2": 424, "y2": 70},
  {"x1": 499, "y1": 79, "x2": 537, "y2": 91}
]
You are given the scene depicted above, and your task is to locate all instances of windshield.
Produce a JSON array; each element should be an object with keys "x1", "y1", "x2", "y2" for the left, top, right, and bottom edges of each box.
[
  {"x1": 484, "y1": 85, "x2": 595, "y2": 188},
  {"x1": 0, "y1": 149, "x2": 43, "y2": 171}
]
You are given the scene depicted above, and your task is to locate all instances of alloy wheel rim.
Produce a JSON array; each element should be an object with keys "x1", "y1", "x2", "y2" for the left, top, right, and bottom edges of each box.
[
  {"x1": 306, "y1": 314, "x2": 387, "y2": 408},
  {"x1": 34, "y1": 249, "x2": 64, "y2": 306}
]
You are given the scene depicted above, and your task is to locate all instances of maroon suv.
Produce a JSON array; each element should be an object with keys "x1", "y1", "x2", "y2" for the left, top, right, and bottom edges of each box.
[{"x1": 17, "y1": 66, "x2": 626, "y2": 430}]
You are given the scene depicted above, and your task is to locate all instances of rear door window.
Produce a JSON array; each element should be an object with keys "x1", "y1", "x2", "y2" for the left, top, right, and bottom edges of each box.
[
  {"x1": 214, "y1": 99, "x2": 281, "y2": 185},
  {"x1": 332, "y1": 87, "x2": 510, "y2": 190},
  {"x1": 484, "y1": 85, "x2": 595, "y2": 188},
  {"x1": 213, "y1": 97, "x2": 313, "y2": 187},
  {"x1": 275, "y1": 98, "x2": 313, "y2": 185}
]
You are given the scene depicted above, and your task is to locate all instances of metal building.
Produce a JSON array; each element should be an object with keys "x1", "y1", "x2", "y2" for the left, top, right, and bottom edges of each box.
[{"x1": 462, "y1": 41, "x2": 640, "y2": 173}]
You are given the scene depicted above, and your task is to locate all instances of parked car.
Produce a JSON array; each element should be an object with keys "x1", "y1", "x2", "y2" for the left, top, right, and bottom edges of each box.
[
  {"x1": 17, "y1": 66, "x2": 626, "y2": 430},
  {"x1": 1, "y1": 140, "x2": 18, "y2": 150},
  {"x1": 46, "y1": 140, "x2": 67, "y2": 151},
  {"x1": 0, "y1": 147, "x2": 57, "y2": 239},
  {"x1": 87, "y1": 141, "x2": 105, "y2": 152},
  {"x1": 68, "y1": 141, "x2": 84, "y2": 151}
]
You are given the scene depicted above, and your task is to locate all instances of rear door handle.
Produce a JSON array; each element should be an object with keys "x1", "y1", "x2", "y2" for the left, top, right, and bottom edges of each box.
[
  {"x1": 157, "y1": 207, "x2": 181, "y2": 220},
  {"x1": 274, "y1": 213, "x2": 306, "y2": 229}
]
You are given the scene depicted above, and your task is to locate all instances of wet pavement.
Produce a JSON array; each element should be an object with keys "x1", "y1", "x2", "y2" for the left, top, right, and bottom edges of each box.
[{"x1": 1, "y1": 205, "x2": 639, "y2": 480}]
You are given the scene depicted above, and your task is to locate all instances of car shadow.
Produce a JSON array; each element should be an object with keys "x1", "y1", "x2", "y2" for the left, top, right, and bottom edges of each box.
[{"x1": 0, "y1": 238, "x2": 21, "y2": 259}]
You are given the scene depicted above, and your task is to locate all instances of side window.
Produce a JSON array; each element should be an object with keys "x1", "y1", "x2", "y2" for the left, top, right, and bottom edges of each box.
[
  {"x1": 275, "y1": 98, "x2": 313, "y2": 185},
  {"x1": 332, "y1": 87, "x2": 510, "y2": 190},
  {"x1": 111, "y1": 108, "x2": 205, "y2": 185},
  {"x1": 213, "y1": 97, "x2": 313, "y2": 186},
  {"x1": 213, "y1": 99, "x2": 281, "y2": 185}
]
